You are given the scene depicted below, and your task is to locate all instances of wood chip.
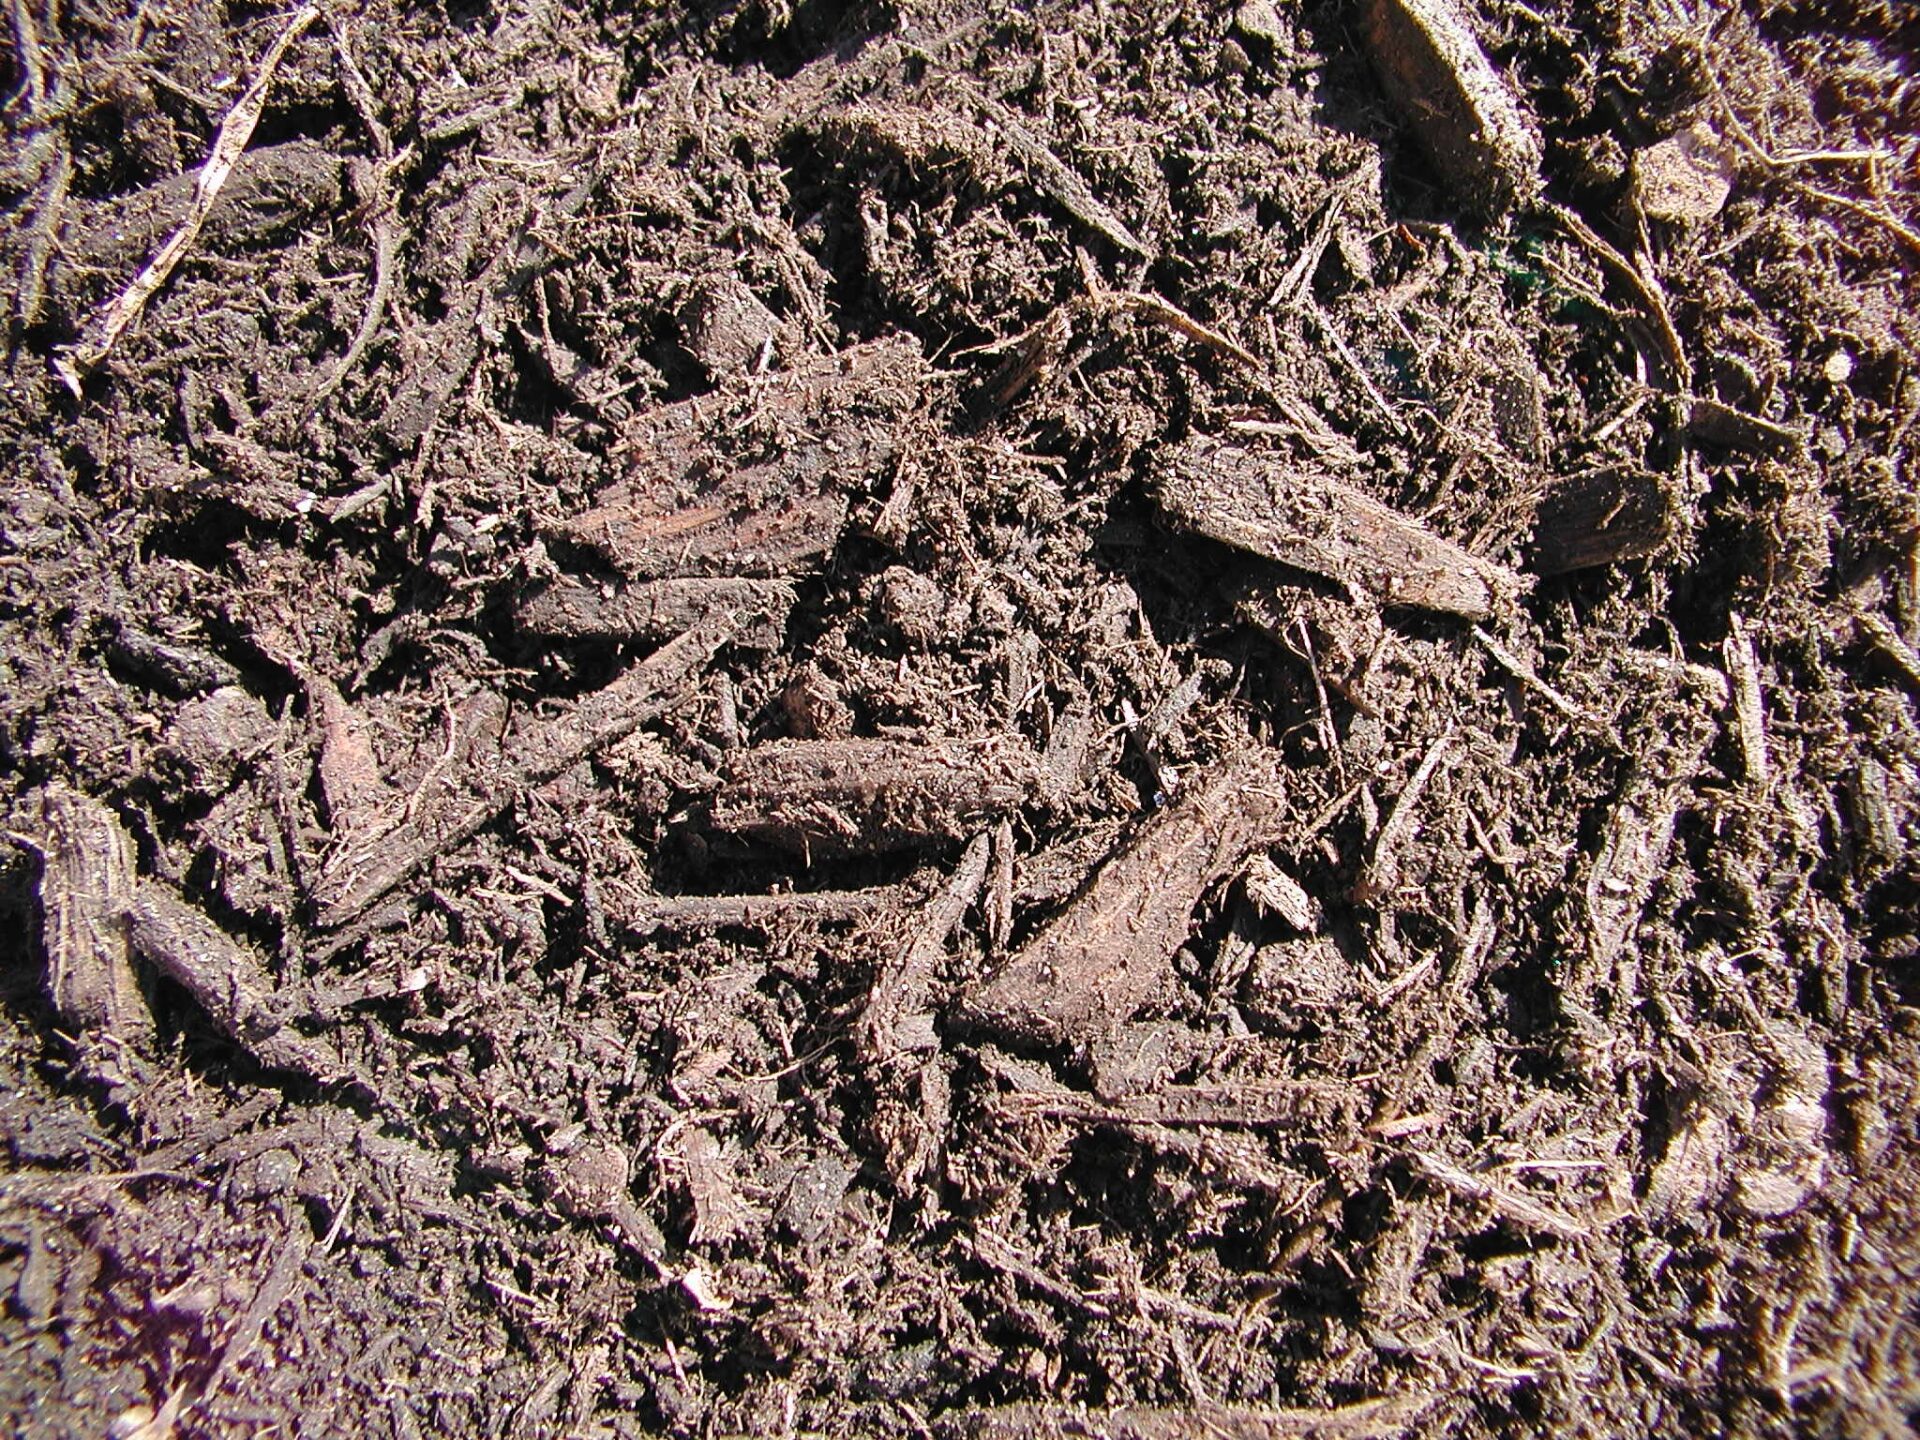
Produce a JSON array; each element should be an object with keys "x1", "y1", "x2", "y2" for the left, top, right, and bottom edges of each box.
[
  {"x1": 557, "y1": 338, "x2": 926, "y2": 578},
  {"x1": 1530, "y1": 468, "x2": 1670, "y2": 576},
  {"x1": 1358, "y1": 0, "x2": 1541, "y2": 215},
  {"x1": 955, "y1": 748, "x2": 1289, "y2": 1049},
  {"x1": 30, "y1": 786, "x2": 152, "y2": 1044},
  {"x1": 1157, "y1": 437, "x2": 1527, "y2": 620},
  {"x1": 316, "y1": 608, "x2": 742, "y2": 928},
  {"x1": 709, "y1": 737, "x2": 1043, "y2": 859},
  {"x1": 936, "y1": 1393, "x2": 1438, "y2": 1440}
]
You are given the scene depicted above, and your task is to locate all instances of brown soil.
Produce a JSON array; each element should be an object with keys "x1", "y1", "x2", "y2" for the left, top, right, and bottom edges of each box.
[{"x1": 3, "y1": 1, "x2": 1919, "y2": 1436}]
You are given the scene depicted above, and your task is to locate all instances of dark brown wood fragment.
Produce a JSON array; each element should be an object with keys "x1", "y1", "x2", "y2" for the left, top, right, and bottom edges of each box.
[
  {"x1": 709, "y1": 737, "x2": 1043, "y2": 858},
  {"x1": 517, "y1": 577, "x2": 794, "y2": 649},
  {"x1": 30, "y1": 786, "x2": 151, "y2": 1043},
  {"x1": 1531, "y1": 468, "x2": 1671, "y2": 575},
  {"x1": 955, "y1": 749, "x2": 1289, "y2": 1049},
  {"x1": 860, "y1": 832, "x2": 992, "y2": 1062},
  {"x1": 1684, "y1": 397, "x2": 1806, "y2": 456},
  {"x1": 1359, "y1": 0, "x2": 1541, "y2": 216},
  {"x1": 125, "y1": 883, "x2": 349, "y2": 1085},
  {"x1": 1005, "y1": 1079, "x2": 1360, "y2": 1132},
  {"x1": 1157, "y1": 437, "x2": 1526, "y2": 620},
  {"x1": 556, "y1": 338, "x2": 926, "y2": 579}
]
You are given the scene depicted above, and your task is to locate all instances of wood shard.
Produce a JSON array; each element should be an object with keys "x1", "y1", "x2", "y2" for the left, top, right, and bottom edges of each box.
[
  {"x1": 1359, "y1": 0, "x2": 1542, "y2": 215},
  {"x1": 31, "y1": 785, "x2": 152, "y2": 1043},
  {"x1": 1157, "y1": 437, "x2": 1526, "y2": 620},
  {"x1": 556, "y1": 338, "x2": 926, "y2": 578},
  {"x1": 126, "y1": 882, "x2": 349, "y2": 1085},
  {"x1": 517, "y1": 576, "x2": 795, "y2": 649},
  {"x1": 935, "y1": 1393, "x2": 1437, "y2": 1440},
  {"x1": 709, "y1": 737, "x2": 1043, "y2": 858},
  {"x1": 316, "y1": 609, "x2": 741, "y2": 928},
  {"x1": 955, "y1": 748, "x2": 1289, "y2": 1049},
  {"x1": 612, "y1": 885, "x2": 901, "y2": 937}
]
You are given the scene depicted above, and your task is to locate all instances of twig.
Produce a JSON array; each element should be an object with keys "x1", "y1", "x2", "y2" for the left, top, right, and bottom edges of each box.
[
  {"x1": 1304, "y1": 297, "x2": 1409, "y2": 436},
  {"x1": 1115, "y1": 290, "x2": 1261, "y2": 370},
  {"x1": 1407, "y1": 1151, "x2": 1589, "y2": 1242},
  {"x1": 16, "y1": 142, "x2": 69, "y2": 330},
  {"x1": 1354, "y1": 729, "x2": 1454, "y2": 905},
  {"x1": 1722, "y1": 612, "x2": 1770, "y2": 783},
  {"x1": 55, "y1": 2, "x2": 321, "y2": 392},
  {"x1": 8, "y1": 0, "x2": 47, "y2": 113},
  {"x1": 1793, "y1": 181, "x2": 1920, "y2": 258},
  {"x1": 1471, "y1": 627, "x2": 1590, "y2": 724},
  {"x1": 1548, "y1": 203, "x2": 1691, "y2": 392},
  {"x1": 291, "y1": 207, "x2": 396, "y2": 425}
]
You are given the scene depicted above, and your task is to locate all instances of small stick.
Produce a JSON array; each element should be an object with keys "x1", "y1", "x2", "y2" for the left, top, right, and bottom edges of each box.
[
  {"x1": 1471, "y1": 626, "x2": 1590, "y2": 723},
  {"x1": 1114, "y1": 290, "x2": 1261, "y2": 370},
  {"x1": 55, "y1": 2, "x2": 322, "y2": 391},
  {"x1": 8, "y1": 0, "x2": 47, "y2": 112},
  {"x1": 1793, "y1": 181, "x2": 1920, "y2": 258},
  {"x1": 1549, "y1": 203, "x2": 1691, "y2": 392},
  {"x1": 1722, "y1": 612, "x2": 1770, "y2": 783},
  {"x1": 1353, "y1": 730, "x2": 1453, "y2": 905}
]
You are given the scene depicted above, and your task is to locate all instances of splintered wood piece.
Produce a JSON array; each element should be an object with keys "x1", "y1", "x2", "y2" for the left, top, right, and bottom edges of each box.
[
  {"x1": 860, "y1": 832, "x2": 992, "y2": 1062},
  {"x1": 1004, "y1": 1079, "x2": 1360, "y2": 1132},
  {"x1": 612, "y1": 885, "x2": 902, "y2": 937},
  {"x1": 517, "y1": 577, "x2": 795, "y2": 649},
  {"x1": 125, "y1": 882, "x2": 349, "y2": 1085},
  {"x1": 31, "y1": 786, "x2": 152, "y2": 1043},
  {"x1": 1531, "y1": 468, "x2": 1670, "y2": 575},
  {"x1": 556, "y1": 338, "x2": 926, "y2": 578},
  {"x1": 955, "y1": 749, "x2": 1289, "y2": 1049},
  {"x1": 1157, "y1": 438, "x2": 1526, "y2": 620},
  {"x1": 935, "y1": 1394, "x2": 1437, "y2": 1440},
  {"x1": 315, "y1": 609, "x2": 740, "y2": 928},
  {"x1": 1585, "y1": 703, "x2": 1720, "y2": 972},
  {"x1": 709, "y1": 737, "x2": 1044, "y2": 858},
  {"x1": 1359, "y1": 0, "x2": 1541, "y2": 216}
]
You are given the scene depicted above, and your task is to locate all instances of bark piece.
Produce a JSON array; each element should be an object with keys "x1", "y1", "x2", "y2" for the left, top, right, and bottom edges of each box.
[
  {"x1": 125, "y1": 882, "x2": 348, "y2": 1086},
  {"x1": 955, "y1": 748, "x2": 1289, "y2": 1049},
  {"x1": 677, "y1": 274, "x2": 783, "y2": 378},
  {"x1": 709, "y1": 737, "x2": 1043, "y2": 859},
  {"x1": 556, "y1": 338, "x2": 926, "y2": 579},
  {"x1": 31, "y1": 786, "x2": 152, "y2": 1043},
  {"x1": 1684, "y1": 397, "x2": 1805, "y2": 457},
  {"x1": 315, "y1": 609, "x2": 741, "y2": 928},
  {"x1": 1359, "y1": 0, "x2": 1541, "y2": 215},
  {"x1": 1531, "y1": 468, "x2": 1670, "y2": 576},
  {"x1": 517, "y1": 576, "x2": 794, "y2": 649},
  {"x1": 1157, "y1": 437, "x2": 1525, "y2": 620}
]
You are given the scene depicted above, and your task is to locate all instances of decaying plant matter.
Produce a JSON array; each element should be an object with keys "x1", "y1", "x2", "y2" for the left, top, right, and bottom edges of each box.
[{"x1": 3, "y1": 0, "x2": 1918, "y2": 1437}]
